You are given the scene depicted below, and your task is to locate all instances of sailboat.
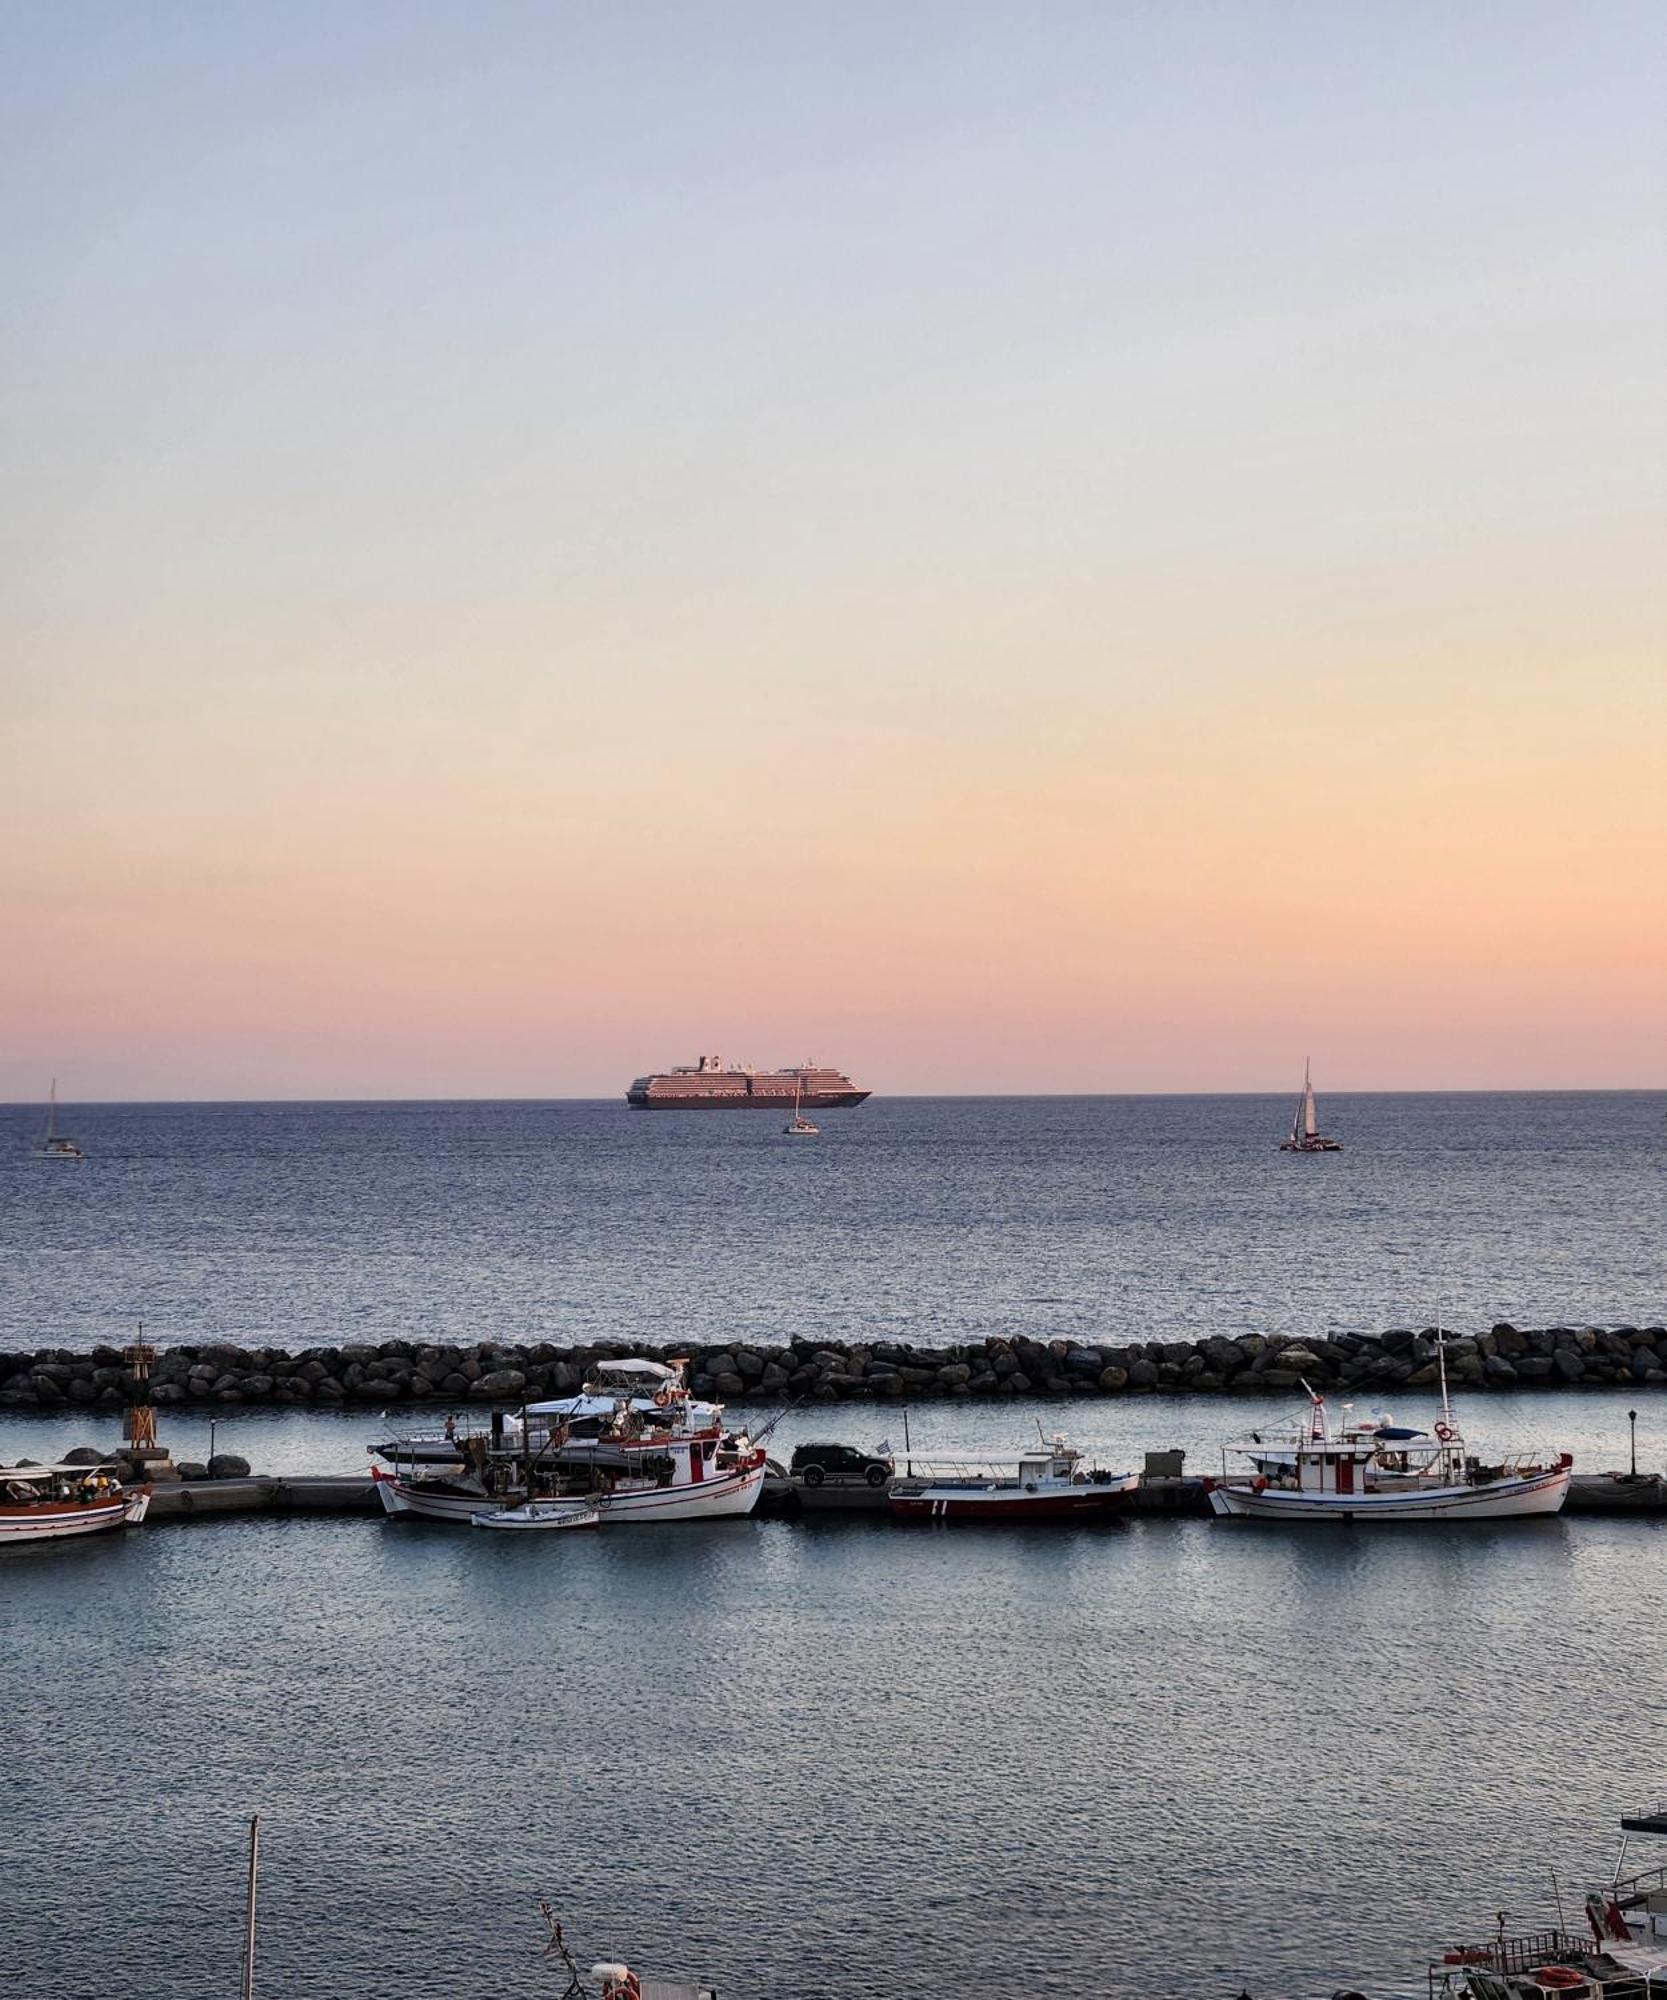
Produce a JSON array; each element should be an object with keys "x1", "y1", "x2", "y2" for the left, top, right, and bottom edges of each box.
[
  {"x1": 33, "y1": 1080, "x2": 85, "y2": 1160},
  {"x1": 784, "y1": 1074, "x2": 819, "y2": 1137},
  {"x1": 1278, "y1": 1059, "x2": 1340, "y2": 1152}
]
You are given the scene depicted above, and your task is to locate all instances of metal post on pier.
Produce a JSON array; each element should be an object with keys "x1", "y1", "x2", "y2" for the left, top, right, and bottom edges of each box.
[
  {"x1": 1629, "y1": 1408, "x2": 1638, "y2": 1478},
  {"x1": 240, "y1": 1813, "x2": 260, "y2": 2000}
]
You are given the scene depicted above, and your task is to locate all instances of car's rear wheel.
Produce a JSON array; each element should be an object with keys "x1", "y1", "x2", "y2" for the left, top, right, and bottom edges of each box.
[{"x1": 801, "y1": 1464, "x2": 826, "y2": 1487}]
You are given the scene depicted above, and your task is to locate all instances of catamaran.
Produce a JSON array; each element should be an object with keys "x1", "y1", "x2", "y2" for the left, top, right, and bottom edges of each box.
[
  {"x1": 33, "y1": 1079, "x2": 85, "y2": 1160},
  {"x1": 1279, "y1": 1058, "x2": 1340, "y2": 1152}
]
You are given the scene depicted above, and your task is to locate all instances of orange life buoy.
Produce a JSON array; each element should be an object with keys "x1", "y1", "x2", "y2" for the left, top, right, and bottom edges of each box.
[
  {"x1": 1538, "y1": 1968, "x2": 1584, "y2": 1989},
  {"x1": 653, "y1": 1389, "x2": 673, "y2": 1409},
  {"x1": 1434, "y1": 1422, "x2": 1455, "y2": 1442}
]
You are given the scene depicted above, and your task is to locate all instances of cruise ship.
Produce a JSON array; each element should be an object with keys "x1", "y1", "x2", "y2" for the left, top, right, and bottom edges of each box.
[{"x1": 626, "y1": 1055, "x2": 870, "y2": 1111}]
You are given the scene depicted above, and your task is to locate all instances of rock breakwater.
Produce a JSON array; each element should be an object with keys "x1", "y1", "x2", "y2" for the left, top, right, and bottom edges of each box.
[{"x1": 1, "y1": 1324, "x2": 1663, "y2": 1413}]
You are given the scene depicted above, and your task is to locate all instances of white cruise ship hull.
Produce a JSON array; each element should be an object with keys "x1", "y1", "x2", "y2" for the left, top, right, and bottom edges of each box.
[{"x1": 1207, "y1": 1464, "x2": 1570, "y2": 1521}]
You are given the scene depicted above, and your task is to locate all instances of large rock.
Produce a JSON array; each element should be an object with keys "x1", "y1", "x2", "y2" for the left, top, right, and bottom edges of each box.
[{"x1": 207, "y1": 1453, "x2": 252, "y2": 1479}]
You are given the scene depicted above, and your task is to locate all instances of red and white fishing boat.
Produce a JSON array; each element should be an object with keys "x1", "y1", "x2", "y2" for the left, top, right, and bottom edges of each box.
[
  {"x1": 373, "y1": 1358, "x2": 767, "y2": 1525},
  {"x1": 1206, "y1": 1349, "x2": 1571, "y2": 1522},
  {"x1": 0, "y1": 1462, "x2": 150, "y2": 1543},
  {"x1": 888, "y1": 1434, "x2": 1137, "y2": 1523}
]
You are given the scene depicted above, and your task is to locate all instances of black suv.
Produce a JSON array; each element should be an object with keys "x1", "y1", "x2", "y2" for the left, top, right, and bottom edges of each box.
[{"x1": 790, "y1": 1441, "x2": 893, "y2": 1489}]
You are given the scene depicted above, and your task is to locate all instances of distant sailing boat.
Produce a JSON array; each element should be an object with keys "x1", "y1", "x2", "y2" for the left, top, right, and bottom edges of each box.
[
  {"x1": 784, "y1": 1075, "x2": 820, "y2": 1137},
  {"x1": 1278, "y1": 1059, "x2": 1340, "y2": 1153},
  {"x1": 34, "y1": 1079, "x2": 85, "y2": 1160}
]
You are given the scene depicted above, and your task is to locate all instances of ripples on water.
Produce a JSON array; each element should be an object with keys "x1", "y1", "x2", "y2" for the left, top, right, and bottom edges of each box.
[
  {"x1": 0, "y1": 1094, "x2": 1663, "y2": 1353},
  {"x1": 3, "y1": 1095, "x2": 1665, "y2": 1996},
  {"x1": 4, "y1": 1483, "x2": 1666, "y2": 2000}
]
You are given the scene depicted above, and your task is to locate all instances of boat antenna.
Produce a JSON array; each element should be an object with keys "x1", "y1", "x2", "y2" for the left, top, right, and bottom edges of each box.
[
  {"x1": 240, "y1": 1813, "x2": 260, "y2": 2000},
  {"x1": 1550, "y1": 1866, "x2": 1568, "y2": 1936}
]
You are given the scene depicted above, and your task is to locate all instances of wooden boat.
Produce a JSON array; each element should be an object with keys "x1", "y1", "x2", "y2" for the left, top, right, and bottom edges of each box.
[
  {"x1": 1206, "y1": 1352, "x2": 1570, "y2": 1522},
  {"x1": 0, "y1": 1462, "x2": 149, "y2": 1543},
  {"x1": 374, "y1": 1358, "x2": 767, "y2": 1525},
  {"x1": 470, "y1": 1499, "x2": 600, "y2": 1531},
  {"x1": 32, "y1": 1079, "x2": 85, "y2": 1160},
  {"x1": 1279, "y1": 1058, "x2": 1341, "y2": 1151},
  {"x1": 889, "y1": 1435, "x2": 1137, "y2": 1522}
]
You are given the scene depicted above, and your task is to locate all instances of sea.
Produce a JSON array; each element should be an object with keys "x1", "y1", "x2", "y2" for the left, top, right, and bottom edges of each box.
[{"x1": 2, "y1": 1093, "x2": 1666, "y2": 2000}]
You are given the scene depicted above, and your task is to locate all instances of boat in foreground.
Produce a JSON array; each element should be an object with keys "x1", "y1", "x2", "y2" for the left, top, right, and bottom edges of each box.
[
  {"x1": 0, "y1": 1462, "x2": 150, "y2": 1543},
  {"x1": 889, "y1": 1434, "x2": 1137, "y2": 1522},
  {"x1": 471, "y1": 1499, "x2": 600, "y2": 1531},
  {"x1": 374, "y1": 1357, "x2": 767, "y2": 1525},
  {"x1": 1206, "y1": 1364, "x2": 1570, "y2": 1522}
]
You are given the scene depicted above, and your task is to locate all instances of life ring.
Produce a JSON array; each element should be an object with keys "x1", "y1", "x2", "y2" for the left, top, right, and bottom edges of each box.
[
  {"x1": 1538, "y1": 1968, "x2": 1584, "y2": 1989},
  {"x1": 1434, "y1": 1422, "x2": 1456, "y2": 1443},
  {"x1": 653, "y1": 1389, "x2": 673, "y2": 1409}
]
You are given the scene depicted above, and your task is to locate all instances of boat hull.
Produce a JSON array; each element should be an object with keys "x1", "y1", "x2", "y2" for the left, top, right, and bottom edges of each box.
[
  {"x1": 375, "y1": 1459, "x2": 766, "y2": 1525},
  {"x1": 627, "y1": 1090, "x2": 868, "y2": 1111},
  {"x1": 890, "y1": 1477, "x2": 1137, "y2": 1523},
  {"x1": 1207, "y1": 1466, "x2": 1570, "y2": 1521},
  {"x1": 0, "y1": 1490, "x2": 149, "y2": 1543}
]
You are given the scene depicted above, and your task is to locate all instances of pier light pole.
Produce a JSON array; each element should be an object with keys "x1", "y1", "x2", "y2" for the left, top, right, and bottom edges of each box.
[
  {"x1": 1629, "y1": 1408, "x2": 1638, "y2": 1478},
  {"x1": 240, "y1": 1813, "x2": 260, "y2": 2000}
]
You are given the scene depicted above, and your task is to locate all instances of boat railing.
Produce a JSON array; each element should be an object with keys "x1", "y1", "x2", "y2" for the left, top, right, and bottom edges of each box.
[
  {"x1": 1614, "y1": 1861, "x2": 1667, "y2": 1905},
  {"x1": 1425, "y1": 1929, "x2": 1618, "y2": 1998}
]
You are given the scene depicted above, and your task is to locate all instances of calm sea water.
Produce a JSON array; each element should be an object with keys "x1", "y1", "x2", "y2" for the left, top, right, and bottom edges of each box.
[
  {"x1": 1, "y1": 1094, "x2": 1663, "y2": 1354},
  {"x1": 4, "y1": 1097, "x2": 1666, "y2": 1998}
]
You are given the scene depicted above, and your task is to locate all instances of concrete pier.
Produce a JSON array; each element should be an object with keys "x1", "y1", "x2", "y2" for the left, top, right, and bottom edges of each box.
[{"x1": 143, "y1": 1474, "x2": 381, "y2": 1521}]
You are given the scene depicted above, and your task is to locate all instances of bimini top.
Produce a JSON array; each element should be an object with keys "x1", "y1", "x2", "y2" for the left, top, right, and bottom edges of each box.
[
  {"x1": 2, "y1": 1462, "x2": 122, "y2": 1480},
  {"x1": 590, "y1": 1358, "x2": 681, "y2": 1383},
  {"x1": 523, "y1": 1392, "x2": 724, "y2": 1426}
]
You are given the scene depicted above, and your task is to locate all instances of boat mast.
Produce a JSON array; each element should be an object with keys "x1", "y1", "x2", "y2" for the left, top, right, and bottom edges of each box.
[
  {"x1": 46, "y1": 1078, "x2": 57, "y2": 1142},
  {"x1": 1302, "y1": 1059, "x2": 1318, "y2": 1141},
  {"x1": 240, "y1": 1813, "x2": 260, "y2": 2000}
]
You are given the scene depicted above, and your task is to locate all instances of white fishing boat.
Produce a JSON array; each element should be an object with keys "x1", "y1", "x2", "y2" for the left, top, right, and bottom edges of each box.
[
  {"x1": 889, "y1": 1434, "x2": 1138, "y2": 1523},
  {"x1": 1206, "y1": 1349, "x2": 1570, "y2": 1522},
  {"x1": 471, "y1": 1498, "x2": 600, "y2": 1531},
  {"x1": 0, "y1": 1462, "x2": 150, "y2": 1543},
  {"x1": 373, "y1": 1357, "x2": 767, "y2": 1525},
  {"x1": 1279, "y1": 1058, "x2": 1341, "y2": 1152},
  {"x1": 33, "y1": 1079, "x2": 85, "y2": 1160},
  {"x1": 783, "y1": 1076, "x2": 819, "y2": 1136}
]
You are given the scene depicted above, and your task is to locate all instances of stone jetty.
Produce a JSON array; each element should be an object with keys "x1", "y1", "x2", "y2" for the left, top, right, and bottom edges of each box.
[{"x1": 0, "y1": 1323, "x2": 1662, "y2": 1413}]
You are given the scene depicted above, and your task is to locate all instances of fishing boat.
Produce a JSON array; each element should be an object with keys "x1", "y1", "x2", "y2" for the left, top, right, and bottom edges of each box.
[
  {"x1": 1205, "y1": 1346, "x2": 1571, "y2": 1522},
  {"x1": 1279, "y1": 1058, "x2": 1341, "y2": 1152},
  {"x1": 373, "y1": 1357, "x2": 768, "y2": 1525},
  {"x1": 889, "y1": 1433, "x2": 1138, "y2": 1522},
  {"x1": 0, "y1": 1462, "x2": 150, "y2": 1543},
  {"x1": 33, "y1": 1079, "x2": 85, "y2": 1160},
  {"x1": 783, "y1": 1076, "x2": 819, "y2": 1136}
]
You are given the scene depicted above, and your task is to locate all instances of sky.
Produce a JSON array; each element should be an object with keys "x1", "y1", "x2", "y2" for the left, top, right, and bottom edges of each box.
[{"x1": 2, "y1": 1, "x2": 1664, "y2": 1098}]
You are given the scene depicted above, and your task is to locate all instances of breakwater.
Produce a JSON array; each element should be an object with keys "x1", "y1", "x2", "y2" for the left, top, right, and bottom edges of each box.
[{"x1": 1, "y1": 1323, "x2": 1663, "y2": 1413}]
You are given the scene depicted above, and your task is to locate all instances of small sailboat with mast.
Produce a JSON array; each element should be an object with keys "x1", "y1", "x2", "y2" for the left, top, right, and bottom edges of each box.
[
  {"x1": 1279, "y1": 1058, "x2": 1340, "y2": 1152},
  {"x1": 783, "y1": 1074, "x2": 819, "y2": 1137},
  {"x1": 33, "y1": 1079, "x2": 85, "y2": 1160}
]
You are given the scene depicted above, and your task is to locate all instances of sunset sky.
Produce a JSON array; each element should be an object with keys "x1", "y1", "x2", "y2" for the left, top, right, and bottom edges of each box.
[{"x1": 3, "y1": 2, "x2": 1664, "y2": 1098}]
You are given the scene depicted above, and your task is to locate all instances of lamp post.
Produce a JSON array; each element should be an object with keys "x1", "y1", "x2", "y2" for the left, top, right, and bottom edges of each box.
[{"x1": 1629, "y1": 1408, "x2": 1638, "y2": 1479}]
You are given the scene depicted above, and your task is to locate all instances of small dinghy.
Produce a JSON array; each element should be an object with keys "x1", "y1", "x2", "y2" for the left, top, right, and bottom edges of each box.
[{"x1": 470, "y1": 1499, "x2": 600, "y2": 1531}]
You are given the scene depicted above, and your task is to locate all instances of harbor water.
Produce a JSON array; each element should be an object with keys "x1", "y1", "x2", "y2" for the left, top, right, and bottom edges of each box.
[
  {"x1": 1, "y1": 1093, "x2": 1663, "y2": 1354},
  {"x1": 4, "y1": 1095, "x2": 1665, "y2": 1997}
]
